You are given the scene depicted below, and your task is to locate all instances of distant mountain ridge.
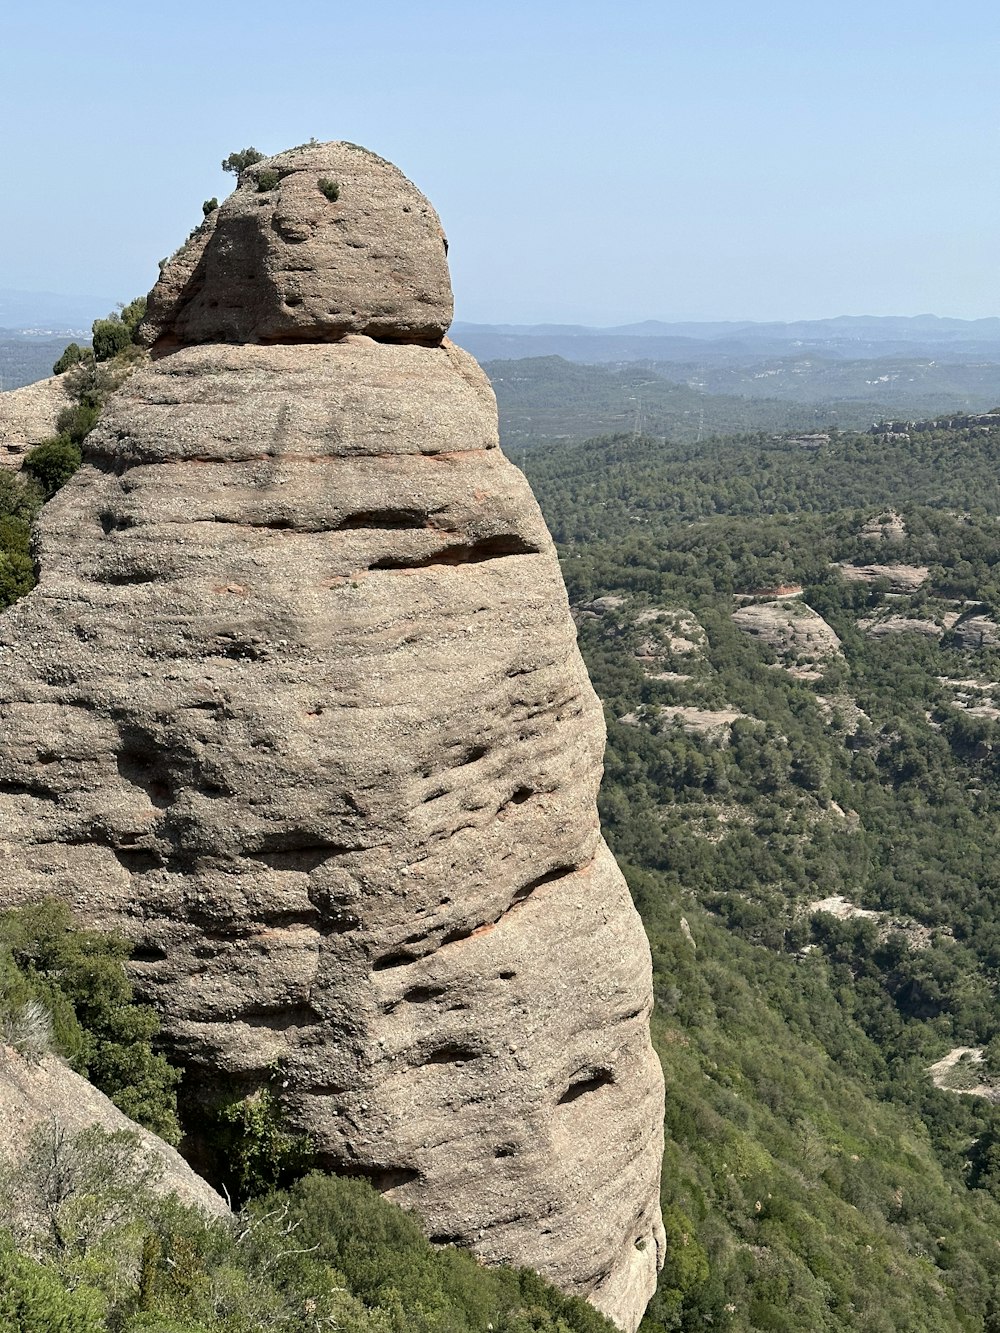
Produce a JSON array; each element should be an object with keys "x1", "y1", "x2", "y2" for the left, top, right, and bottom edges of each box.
[
  {"x1": 453, "y1": 316, "x2": 1000, "y2": 367},
  {"x1": 457, "y1": 314, "x2": 1000, "y2": 343}
]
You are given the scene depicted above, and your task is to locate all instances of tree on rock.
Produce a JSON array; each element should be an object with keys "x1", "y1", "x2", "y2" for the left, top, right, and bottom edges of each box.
[{"x1": 222, "y1": 146, "x2": 264, "y2": 176}]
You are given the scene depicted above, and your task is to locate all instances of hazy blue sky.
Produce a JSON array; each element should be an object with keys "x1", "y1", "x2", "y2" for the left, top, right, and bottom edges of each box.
[{"x1": 3, "y1": 0, "x2": 998, "y2": 324}]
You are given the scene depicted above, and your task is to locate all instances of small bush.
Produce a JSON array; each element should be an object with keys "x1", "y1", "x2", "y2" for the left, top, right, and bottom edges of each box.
[
  {"x1": 255, "y1": 168, "x2": 280, "y2": 192},
  {"x1": 0, "y1": 999, "x2": 52, "y2": 1063},
  {"x1": 55, "y1": 401, "x2": 99, "y2": 445},
  {"x1": 23, "y1": 437, "x2": 82, "y2": 499},
  {"x1": 318, "y1": 177, "x2": 340, "y2": 202},
  {"x1": 90, "y1": 317, "x2": 131, "y2": 363},
  {"x1": 0, "y1": 901, "x2": 181, "y2": 1142},
  {"x1": 201, "y1": 196, "x2": 219, "y2": 217},
  {"x1": 52, "y1": 343, "x2": 83, "y2": 376},
  {"x1": 209, "y1": 1087, "x2": 315, "y2": 1205},
  {"x1": 118, "y1": 296, "x2": 147, "y2": 340}
]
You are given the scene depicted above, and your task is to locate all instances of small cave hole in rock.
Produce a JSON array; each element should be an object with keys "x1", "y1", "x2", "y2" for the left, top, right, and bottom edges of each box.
[
  {"x1": 509, "y1": 786, "x2": 533, "y2": 805},
  {"x1": 429, "y1": 1232, "x2": 464, "y2": 1246},
  {"x1": 355, "y1": 1165, "x2": 421, "y2": 1191},
  {"x1": 372, "y1": 950, "x2": 419, "y2": 972},
  {"x1": 498, "y1": 970, "x2": 517, "y2": 981},
  {"x1": 557, "y1": 1069, "x2": 615, "y2": 1105},
  {"x1": 130, "y1": 943, "x2": 168, "y2": 963},
  {"x1": 113, "y1": 847, "x2": 162, "y2": 874},
  {"x1": 494, "y1": 1143, "x2": 517, "y2": 1159},
  {"x1": 515, "y1": 865, "x2": 575, "y2": 901},
  {"x1": 117, "y1": 742, "x2": 174, "y2": 808},
  {"x1": 454, "y1": 744, "x2": 489, "y2": 767},
  {"x1": 402, "y1": 985, "x2": 446, "y2": 1005},
  {"x1": 423, "y1": 1044, "x2": 480, "y2": 1066},
  {"x1": 252, "y1": 840, "x2": 351, "y2": 872}
]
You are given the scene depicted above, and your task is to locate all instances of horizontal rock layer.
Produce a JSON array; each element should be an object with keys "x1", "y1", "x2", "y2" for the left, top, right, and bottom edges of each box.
[{"x1": 0, "y1": 335, "x2": 664, "y2": 1330}]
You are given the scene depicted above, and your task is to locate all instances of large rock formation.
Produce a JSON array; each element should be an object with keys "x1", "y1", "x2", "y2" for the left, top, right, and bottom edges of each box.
[{"x1": 0, "y1": 143, "x2": 664, "y2": 1330}]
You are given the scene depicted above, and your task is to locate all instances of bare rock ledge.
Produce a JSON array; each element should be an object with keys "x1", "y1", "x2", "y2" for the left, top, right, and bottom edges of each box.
[{"x1": 0, "y1": 143, "x2": 664, "y2": 1331}]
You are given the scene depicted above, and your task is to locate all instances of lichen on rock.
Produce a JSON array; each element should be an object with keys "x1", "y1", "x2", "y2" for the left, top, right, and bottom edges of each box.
[{"x1": 0, "y1": 142, "x2": 664, "y2": 1331}]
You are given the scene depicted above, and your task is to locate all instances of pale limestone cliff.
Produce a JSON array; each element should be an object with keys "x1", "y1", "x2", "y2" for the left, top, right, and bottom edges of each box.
[{"x1": 0, "y1": 143, "x2": 664, "y2": 1331}]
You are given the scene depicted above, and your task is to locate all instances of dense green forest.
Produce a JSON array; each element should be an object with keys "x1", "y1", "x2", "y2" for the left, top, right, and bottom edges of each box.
[
  {"x1": 523, "y1": 418, "x2": 1000, "y2": 1329},
  {"x1": 485, "y1": 358, "x2": 888, "y2": 448}
]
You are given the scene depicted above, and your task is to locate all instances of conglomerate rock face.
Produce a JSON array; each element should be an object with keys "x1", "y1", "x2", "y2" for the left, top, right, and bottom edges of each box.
[{"x1": 0, "y1": 143, "x2": 664, "y2": 1331}]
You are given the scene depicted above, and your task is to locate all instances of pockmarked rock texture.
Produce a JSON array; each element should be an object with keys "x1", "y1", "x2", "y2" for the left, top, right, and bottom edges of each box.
[
  {"x1": 0, "y1": 375, "x2": 71, "y2": 466},
  {"x1": 140, "y1": 142, "x2": 452, "y2": 348},
  {"x1": 0, "y1": 144, "x2": 664, "y2": 1332},
  {"x1": 0, "y1": 1047, "x2": 229, "y2": 1218}
]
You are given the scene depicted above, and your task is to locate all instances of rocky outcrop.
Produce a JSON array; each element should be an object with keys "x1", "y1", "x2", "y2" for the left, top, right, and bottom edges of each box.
[
  {"x1": 0, "y1": 375, "x2": 70, "y2": 466},
  {"x1": 140, "y1": 142, "x2": 452, "y2": 348},
  {"x1": 0, "y1": 1046, "x2": 228, "y2": 1217},
  {"x1": 952, "y1": 615, "x2": 1000, "y2": 650},
  {"x1": 0, "y1": 144, "x2": 663, "y2": 1332},
  {"x1": 835, "y1": 561, "x2": 928, "y2": 592},
  {"x1": 732, "y1": 600, "x2": 842, "y2": 677}
]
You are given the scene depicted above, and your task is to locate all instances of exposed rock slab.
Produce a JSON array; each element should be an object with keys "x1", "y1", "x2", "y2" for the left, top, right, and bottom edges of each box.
[
  {"x1": 0, "y1": 375, "x2": 69, "y2": 466},
  {"x1": 0, "y1": 145, "x2": 665, "y2": 1333},
  {"x1": 835, "y1": 561, "x2": 928, "y2": 592},
  {"x1": 620, "y1": 705, "x2": 747, "y2": 741},
  {"x1": 859, "y1": 510, "x2": 906, "y2": 543},
  {"x1": 858, "y1": 614, "x2": 955, "y2": 639},
  {"x1": 952, "y1": 615, "x2": 1000, "y2": 650},
  {"x1": 732, "y1": 600, "x2": 842, "y2": 672},
  {"x1": 0, "y1": 1046, "x2": 228, "y2": 1217}
]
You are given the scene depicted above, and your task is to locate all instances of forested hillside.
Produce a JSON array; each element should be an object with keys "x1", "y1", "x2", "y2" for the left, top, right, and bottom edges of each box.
[{"x1": 525, "y1": 418, "x2": 1000, "y2": 1330}]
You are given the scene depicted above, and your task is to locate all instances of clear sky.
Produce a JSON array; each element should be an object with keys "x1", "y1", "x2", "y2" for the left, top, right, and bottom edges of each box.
[{"x1": 3, "y1": 0, "x2": 999, "y2": 325}]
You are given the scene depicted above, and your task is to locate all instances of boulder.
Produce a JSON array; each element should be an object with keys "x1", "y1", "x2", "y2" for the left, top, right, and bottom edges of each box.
[
  {"x1": 0, "y1": 1046, "x2": 228, "y2": 1218},
  {"x1": 140, "y1": 142, "x2": 452, "y2": 348}
]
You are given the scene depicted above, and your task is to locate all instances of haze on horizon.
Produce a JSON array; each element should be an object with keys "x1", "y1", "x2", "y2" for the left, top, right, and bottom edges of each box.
[{"x1": 3, "y1": 0, "x2": 998, "y2": 328}]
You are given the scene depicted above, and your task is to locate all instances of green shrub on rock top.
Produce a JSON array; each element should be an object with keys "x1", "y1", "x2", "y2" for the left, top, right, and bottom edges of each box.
[
  {"x1": 52, "y1": 343, "x2": 84, "y2": 376},
  {"x1": 91, "y1": 318, "x2": 131, "y2": 363},
  {"x1": 318, "y1": 177, "x2": 340, "y2": 201},
  {"x1": 222, "y1": 146, "x2": 265, "y2": 176}
]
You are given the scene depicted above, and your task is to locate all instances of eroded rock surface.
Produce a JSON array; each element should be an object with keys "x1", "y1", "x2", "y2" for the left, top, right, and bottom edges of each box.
[
  {"x1": 0, "y1": 144, "x2": 663, "y2": 1332},
  {"x1": 141, "y1": 142, "x2": 452, "y2": 348},
  {"x1": 0, "y1": 375, "x2": 70, "y2": 466},
  {"x1": 732, "y1": 600, "x2": 842, "y2": 677}
]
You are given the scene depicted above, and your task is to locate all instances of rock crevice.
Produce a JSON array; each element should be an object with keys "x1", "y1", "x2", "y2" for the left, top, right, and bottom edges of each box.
[{"x1": 0, "y1": 142, "x2": 664, "y2": 1332}]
